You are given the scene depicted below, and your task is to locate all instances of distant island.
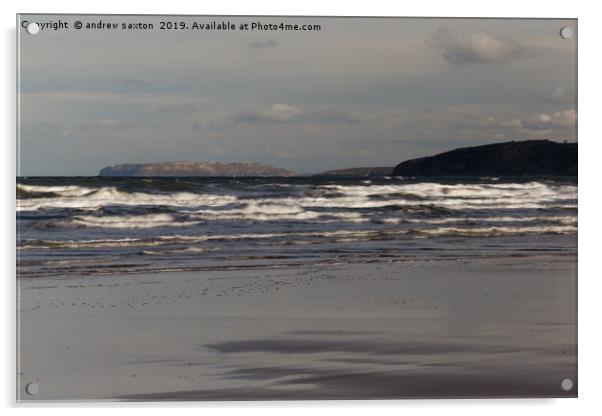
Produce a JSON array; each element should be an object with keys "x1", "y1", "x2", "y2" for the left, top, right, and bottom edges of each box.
[
  {"x1": 99, "y1": 161, "x2": 296, "y2": 177},
  {"x1": 98, "y1": 140, "x2": 576, "y2": 178},
  {"x1": 317, "y1": 166, "x2": 393, "y2": 178},
  {"x1": 393, "y1": 140, "x2": 577, "y2": 177}
]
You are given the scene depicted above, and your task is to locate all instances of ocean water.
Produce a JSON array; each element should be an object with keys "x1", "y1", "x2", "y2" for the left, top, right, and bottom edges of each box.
[{"x1": 16, "y1": 177, "x2": 578, "y2": 279}]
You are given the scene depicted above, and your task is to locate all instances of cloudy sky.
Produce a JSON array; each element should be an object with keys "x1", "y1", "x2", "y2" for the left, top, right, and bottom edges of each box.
[{"x1": 18, "y1": 16, "x2": 577, "y2": 175}]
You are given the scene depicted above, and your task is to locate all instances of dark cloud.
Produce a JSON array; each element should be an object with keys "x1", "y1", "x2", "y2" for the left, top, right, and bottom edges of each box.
[{"x1": 431, "y1": 28, "x2": 525, "y2": 65}]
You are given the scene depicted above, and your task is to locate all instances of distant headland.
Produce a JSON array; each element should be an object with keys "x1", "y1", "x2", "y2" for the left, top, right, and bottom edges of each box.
[
  {"x1": 392, "y1": 140, "x2": 577, "y2": 177},
  {"x1": 99, "y1": 161, "x2": 296, "y2": 177}
]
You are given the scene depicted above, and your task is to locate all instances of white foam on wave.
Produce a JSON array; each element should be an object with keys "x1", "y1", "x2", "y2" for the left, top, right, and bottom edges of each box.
[
  {"x1": 18, "y1": 237, "x2": 144, "y2": 250},
  {"x1": 402, "y1": 215, "x2": 578, "y2": 225},
  {"x1": 18, "y1": 232, "x2": 291, "y2": 250},
  {"x1": 417, "y1": 225, "x2": 577, "y2": 237},
  {"x1": 296, "y1": 197, "x2": 549, "y2": 210},
  {"x1": 18, "y1": 220, "x2": 577, "y2": 250},
  {"x1": 17, "y1": 182, "x2": 577, "y2": 213},
  {"x1": 323, "y1": 182, "x2": 575, "y2": 197},
  {"x1": 17, "y1": 186, "x2": 238, "y2": 212},
  {"x1": 67, "y1": 213, "x2": 198, "y2": 229},
  {"x1": 17, "y1": 184, "x2": 96, "y2": 197},
  {"x1": 186, "y1": 201, "x2": 367, "y2": 222},
  {"x1": 18, "y1": 229, "x2": 375, "y2": 250},
  {"x1": 311, "y1": 182, "x2": 577, "y2": 209},
  {"x1": 141, "y1": 246, "x2": 218, "y2": 256}
]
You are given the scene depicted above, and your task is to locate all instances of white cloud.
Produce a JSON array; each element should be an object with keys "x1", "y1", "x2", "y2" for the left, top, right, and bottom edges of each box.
[
  {"x1": 257, "y1": 103, "x2": 304, "y2": 122},
  {"x1": 431, "y1": 28, "x2": 525, "y2": 65},
  {"x1": 503, "y1": 119, "x2": 523, "y2": 129},
  {"x1": 551, "y1": 109, "x2": 578, "y2": 128},
  {"x1": 233, "y1": 103, "x2": 303, "y2": 123},
  {"x1": 233, "y1": 104, "x2": 379, "y2": 125},
  {"x1": 404, "y1": 105, "x2": 577, "y2": 142},
  {"x1": 524, "y1": 109, "x2": 577, "y2": 130},
  {"x1": 532, "y1": 114, "x2": 552, "y2": 123}
]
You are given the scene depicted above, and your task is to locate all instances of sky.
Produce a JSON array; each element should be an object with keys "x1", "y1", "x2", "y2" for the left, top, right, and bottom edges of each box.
[{"x1": 18, "y1": 15, "x2": 577, "y2": 176}]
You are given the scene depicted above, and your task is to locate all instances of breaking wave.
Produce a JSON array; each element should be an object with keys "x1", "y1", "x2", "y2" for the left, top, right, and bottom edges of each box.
[
  {"x1": 17, "y1": 185, "x2": 238, "y2": 212},
  {"x1": 17, "y1": 181, "x2": 576, "y2": 215},
  {"x1": 35, "y1": 213, "x2": 199, "y2": 229}
]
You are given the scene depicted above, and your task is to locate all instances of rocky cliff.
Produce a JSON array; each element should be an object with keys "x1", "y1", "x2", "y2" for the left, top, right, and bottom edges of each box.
[{"x1": 392, "y1": 140, "x2": 577, "y2": 177}]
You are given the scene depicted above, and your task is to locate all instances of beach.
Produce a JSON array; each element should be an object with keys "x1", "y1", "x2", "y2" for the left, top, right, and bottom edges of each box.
[{"x1": 18, "y1": 254, "x2": 577, "y2": 401}]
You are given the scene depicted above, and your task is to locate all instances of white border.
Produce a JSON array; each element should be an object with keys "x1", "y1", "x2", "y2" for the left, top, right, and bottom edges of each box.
[{"x1": 3, "y1": 1, "x2": 601, "y2": 414}]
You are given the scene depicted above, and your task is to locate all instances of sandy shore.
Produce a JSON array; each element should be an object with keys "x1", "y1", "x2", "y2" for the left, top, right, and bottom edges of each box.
[{"x1": 17, "y1": 254, "x2": 577, "y2": 401}]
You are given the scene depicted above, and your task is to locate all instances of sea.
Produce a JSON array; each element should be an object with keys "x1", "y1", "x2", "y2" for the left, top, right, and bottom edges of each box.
[{"x1": 16, "y1": 176, "x2": 578, "y2": 279}]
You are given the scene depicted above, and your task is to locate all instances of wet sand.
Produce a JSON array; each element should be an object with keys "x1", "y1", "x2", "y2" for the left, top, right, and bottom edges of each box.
[{"x1": 17, "y1": 255, "x2": 577, "y2": 401}]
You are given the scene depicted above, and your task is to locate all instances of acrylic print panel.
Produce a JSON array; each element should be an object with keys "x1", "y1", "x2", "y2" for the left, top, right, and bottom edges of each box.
[{"x1": 16, "y1": 15, "x2": 577, "y2": 401}]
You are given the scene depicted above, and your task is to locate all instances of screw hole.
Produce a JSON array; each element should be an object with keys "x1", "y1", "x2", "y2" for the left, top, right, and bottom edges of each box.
[
  {"x1": 561, "y1": 378, "x2": 574, "y2": 391},
  {"x1": 25, "y1": 382, "x2": 39, "y2": 395},
  {"x1": 560, "y1": 26, "x2": 573, "y2": 39}
]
